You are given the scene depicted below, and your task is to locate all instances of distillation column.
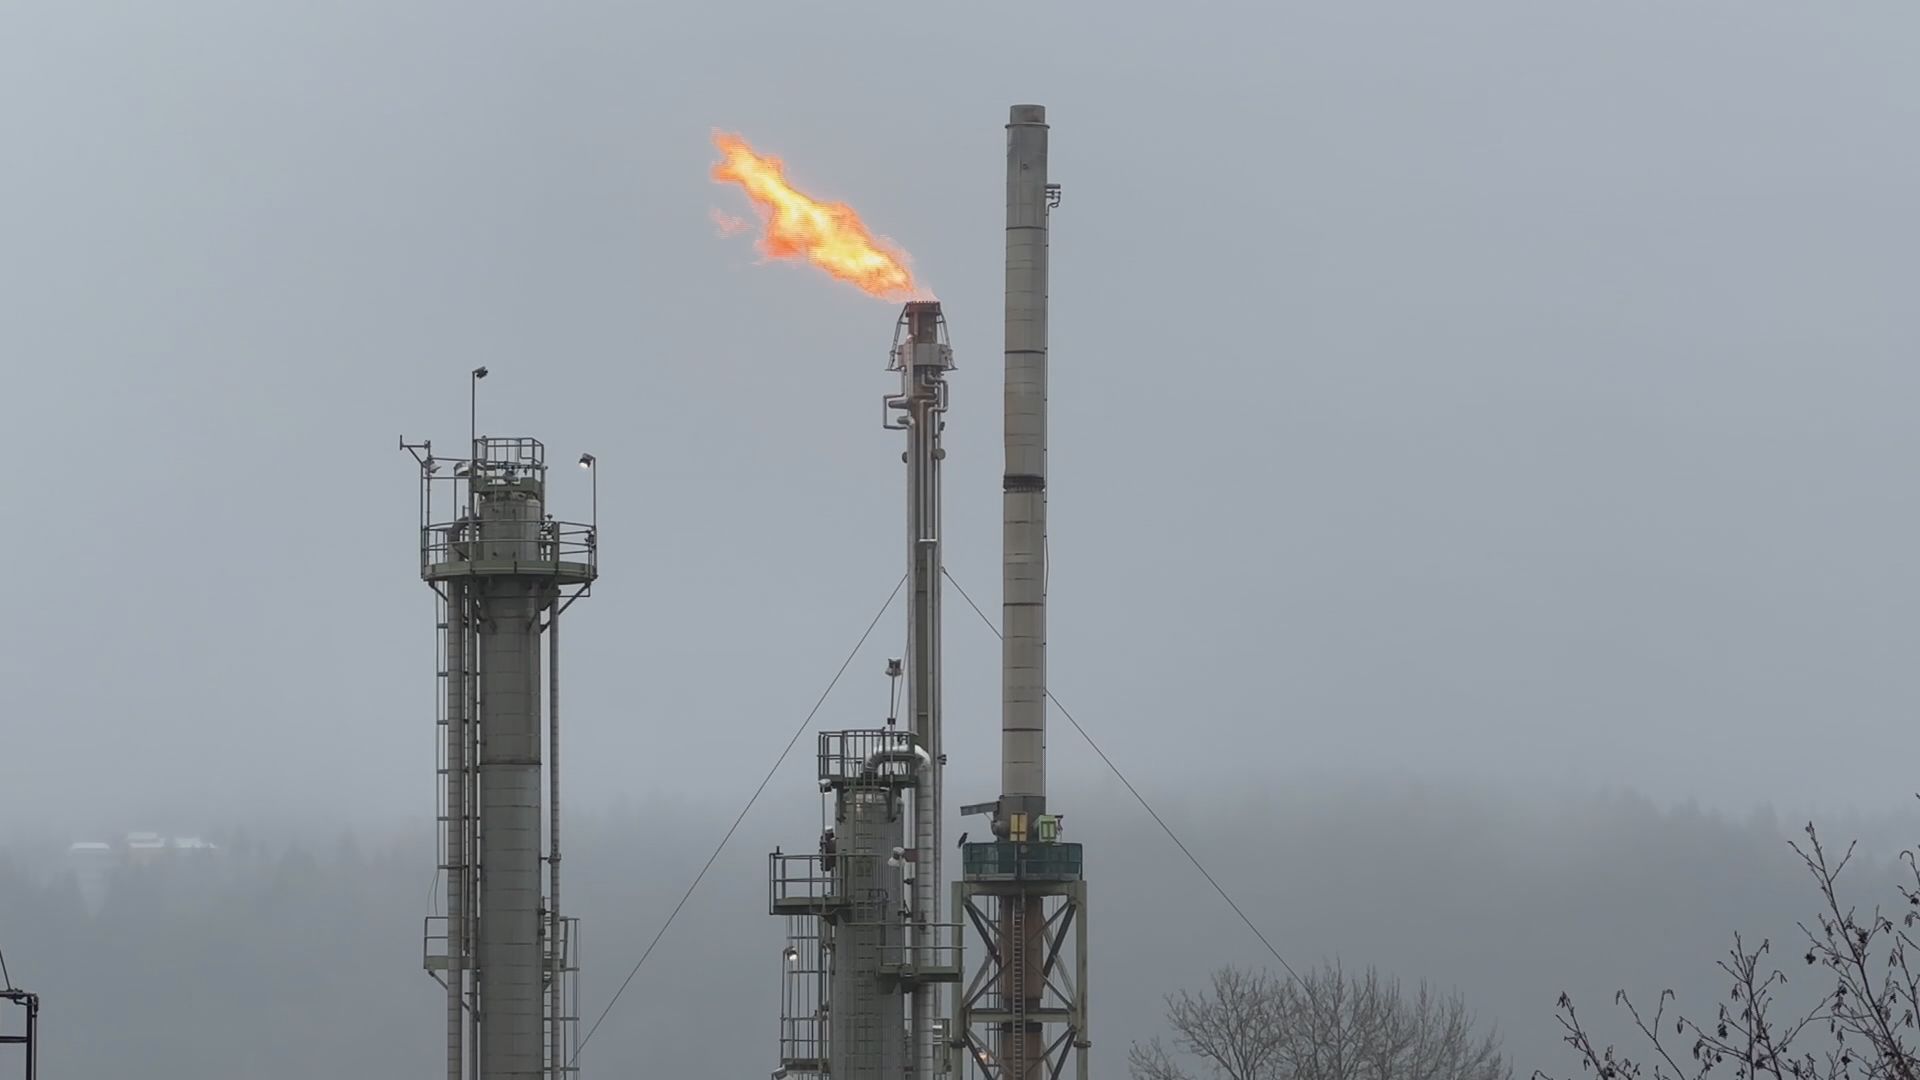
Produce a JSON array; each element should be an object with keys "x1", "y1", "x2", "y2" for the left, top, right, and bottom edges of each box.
[
  {"x1": 476, "y1": 479, "x2": 548, "y2": 1080},
  {"x1": 833, "y1": 760, "x2": 910, "y2": 1077},
  {"x1": 411, "y1": 432, "x2": 598, "y2": 1080},
  {"x1": 769, "y1": 730, "x2": 926, "y2": 1079}
]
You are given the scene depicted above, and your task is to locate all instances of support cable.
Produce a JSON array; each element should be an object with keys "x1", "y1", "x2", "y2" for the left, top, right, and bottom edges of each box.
[
  {"x1": 569, "y1": 574, "x2": 909, "y2": 1064},
  {"x1": 942, "y1": 567, "x2": 1312, "y2": 995}
]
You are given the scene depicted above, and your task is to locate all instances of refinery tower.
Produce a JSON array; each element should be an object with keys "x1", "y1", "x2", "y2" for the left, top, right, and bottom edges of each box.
[
  {"x1": 769, "y1": 301, "x2": 964, "y2": 1079},
  {"x1": 404, "y1": 389, "x2": 599, "y2": 1080},
  {"x1": 767, "y1": 105, "x2": 1087, "y2": 1080}
]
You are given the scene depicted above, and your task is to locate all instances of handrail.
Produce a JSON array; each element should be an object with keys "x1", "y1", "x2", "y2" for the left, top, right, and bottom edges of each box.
[
  {"x1": 420, "y1": 519, "x2": 598, "y2": 578},
  {"x1": 883, "y1": 920, "x2": 965, "y2": 971},
  {"x1": 960, "y1": 841, "x2": 1084, "y2": 880},
  {"x1": 816, "y1": 729, "x2": 920, "y2": 786},
  {"x1": 769, "y1": 852, "x2": 845, "y2": 910}
]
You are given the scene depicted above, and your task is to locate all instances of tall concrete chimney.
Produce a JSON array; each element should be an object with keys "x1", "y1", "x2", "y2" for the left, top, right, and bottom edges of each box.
[
  {"x1": 1001, "y1": 104, "x2": 1050, "y2": 825},
  {"x1": 956, "y1": 102, "x2": 1087, "y2": 1080}
]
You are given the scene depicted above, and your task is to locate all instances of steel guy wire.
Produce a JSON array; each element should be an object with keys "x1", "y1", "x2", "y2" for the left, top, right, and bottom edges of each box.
[
  {"x1": 942, "y1": 566, "x2": 1315, "y2": 999},
  {"x1": 569, "y1": 574, "x2": 908, "y2": 1064}
]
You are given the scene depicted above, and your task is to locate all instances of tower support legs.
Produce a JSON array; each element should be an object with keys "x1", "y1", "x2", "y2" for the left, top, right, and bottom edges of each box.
[{"x1": 952, "y1": 875, "x2": 1087, "y2": 1080}]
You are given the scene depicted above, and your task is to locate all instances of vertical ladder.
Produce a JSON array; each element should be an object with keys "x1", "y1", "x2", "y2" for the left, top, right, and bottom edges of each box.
[
  {"x1": 435, "y1": 613, "x2": 451, "y2": 876},
  {"x1": 433, "y1": 601, "x2": 466, "y2": 1080},
  {"x1": 1008, "y1": 895, "x2": 1027, "y2": 1080}
]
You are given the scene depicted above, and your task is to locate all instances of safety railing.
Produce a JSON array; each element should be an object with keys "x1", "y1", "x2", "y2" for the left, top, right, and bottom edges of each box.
[
  {"x1": 545, "y1": 916, "x2": 581, "y2": 1077},
  {"x1": 471, "y1": 436, "x2": 546, "y2": 473},
  {"x1": 817, "y1": 729, "x2": 920, "y2": 787},
  {"x1": 960, "y1": 841, "x2": 1083, "y2": 881},
  {"x1": 420, "y1": 519, "x2": 597, "y2": 580},
  {"x1": 769, "y1": 852, "x2": 845, "y2": 913},
  {"x1": 881, "y1": 920, "x2": 964, "y2": 979},
  {"x1": 778, "y1": 916, "x2": 830, "y2": 1071},
  {"x1": 422, "y1": 915, "x2": 451, "y2": 972},
  {"x1": 777, "y1": 1015, "x2": 828, "y2": 1070}
]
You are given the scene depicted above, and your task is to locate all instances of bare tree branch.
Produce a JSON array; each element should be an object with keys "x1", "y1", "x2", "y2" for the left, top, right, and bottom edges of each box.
[
  {"x1": 1538, "y1": 810, "x2": 1920, "y2": 1080},
  {"x1": 1131, "y1": 962, "x2": 1509, "y2": 1080}
]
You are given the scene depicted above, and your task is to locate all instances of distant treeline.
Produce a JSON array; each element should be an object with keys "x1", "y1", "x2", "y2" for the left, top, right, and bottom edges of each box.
[{"x1": 0, "y1": 786, "x2": 1912, "y2": 1079}]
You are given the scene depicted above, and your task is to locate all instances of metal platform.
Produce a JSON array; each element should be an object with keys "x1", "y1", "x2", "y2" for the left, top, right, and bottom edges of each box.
[
  {"x1": 769, "y1": 852, "x2": 851, "y2": 916},
  {"x1": 420, "y1": 522, "x2": 597, "y2": 585},
  {"x1": 817, "y1": 728, "x2": 921, "y2": 789},
  {"x1": 959, "y1": 841, "x2": 1082, "y2": 883},
  {"x1": 880, "y1": 920, "x2": 965, "y2": 986}
]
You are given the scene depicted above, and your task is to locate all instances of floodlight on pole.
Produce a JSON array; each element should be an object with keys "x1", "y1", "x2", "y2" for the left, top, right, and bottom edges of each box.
[
  {"x1": 577, "y1": 453, "x2": 597, "y2": 528},
  {"x1": 469, "y1": 367, "x2": 489, "y2": 463}
]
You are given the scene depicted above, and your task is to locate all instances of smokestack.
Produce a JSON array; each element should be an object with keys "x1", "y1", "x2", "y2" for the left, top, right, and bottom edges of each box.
[
  {"x1": 958, "y1": 102, "x2": 1086, "y2": 1080},
  {"x1": 1002, "y1": 104, "x2": 1049, "y2": 826}
]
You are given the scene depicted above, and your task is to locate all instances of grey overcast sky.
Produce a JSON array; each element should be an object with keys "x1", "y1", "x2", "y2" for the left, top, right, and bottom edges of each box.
[{"x1": 0, "y1": 2, "x2": 1914, "y2": 836}]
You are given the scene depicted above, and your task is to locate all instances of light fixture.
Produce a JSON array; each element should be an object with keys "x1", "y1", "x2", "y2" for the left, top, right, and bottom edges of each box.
[
  {"x1": 472, "y1": 366, "x2": 488, "y2": 379},
  {"x1": 578, "y1": 453, "x2": 596, "y2": 469},
  {"x1": 782, "y1": 945, "x2": 799, "y2": 964}
]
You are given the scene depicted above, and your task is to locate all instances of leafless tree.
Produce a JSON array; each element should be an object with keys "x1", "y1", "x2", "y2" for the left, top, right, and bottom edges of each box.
[
  {"x1": 1541, "y1": 814, "x2": 1920, "y2": 1080},
  {"x1": 1129, "y1": 962, "x2": 1511, "y2": 1080}
]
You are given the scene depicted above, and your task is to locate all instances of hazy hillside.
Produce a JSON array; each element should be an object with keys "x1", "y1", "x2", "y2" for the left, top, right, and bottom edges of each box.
[{"x1": 2, "y1": 782, "x2": 1912, "y2": 1078}]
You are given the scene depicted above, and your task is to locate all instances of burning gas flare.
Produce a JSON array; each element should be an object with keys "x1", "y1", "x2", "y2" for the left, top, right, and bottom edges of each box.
[{"x1": 710, "y1": 132, "x2": 919, "y2": 300}]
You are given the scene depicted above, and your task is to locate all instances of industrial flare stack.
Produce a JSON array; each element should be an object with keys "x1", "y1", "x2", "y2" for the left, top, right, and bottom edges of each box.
[
  {"x1": 893, "y1": 300, "x2": 958, "y2": 1080},
  {"x1": 952, "y1": 104, "x2": 1089, "y2": 1080},
  {"x1": 767, "y1": 104, "x2": 1088, "y2": 1080},
  {"x1": 403, "y1": 410, "x2": 598, "y2": 1080},
  {"x1": 768, "y1": 301, "x2": 965, "y2": 1080}
]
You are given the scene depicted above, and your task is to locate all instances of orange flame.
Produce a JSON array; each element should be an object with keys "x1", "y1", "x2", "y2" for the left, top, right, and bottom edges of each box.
[{"x1": 710, "y1": 132, "x2": 918, "y2": 300}]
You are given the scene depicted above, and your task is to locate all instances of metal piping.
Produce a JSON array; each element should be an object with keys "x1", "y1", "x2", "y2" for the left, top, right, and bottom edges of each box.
[
  {"x1": 1002, "y1": 104, "x2": 1050, "y2": 822},
  {"x1": 861, "y1": 743, "x2": 933, "y2": 776}
]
